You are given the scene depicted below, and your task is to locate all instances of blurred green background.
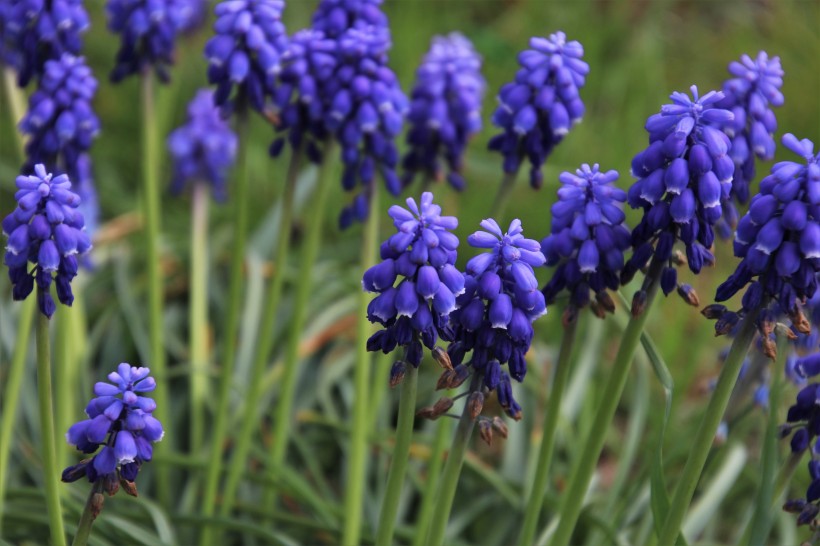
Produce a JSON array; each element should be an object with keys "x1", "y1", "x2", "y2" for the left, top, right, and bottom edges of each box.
[{"x1": 1, "y1": 0, "x2": 819, "y2": 544}]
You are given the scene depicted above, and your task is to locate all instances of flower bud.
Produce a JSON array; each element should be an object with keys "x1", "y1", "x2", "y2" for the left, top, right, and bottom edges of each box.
[
  {"x1": 389, "y1": 361, "x2": 407, "y2": 389},
  {"x1": 468, "y1": 392, "x2": 484, "y2": 420},
  {"x1": 432, "y1": 347, "x2": 452, "y2": 370},
  {"x1": 491, "y1": 416, "x2": 508, "y2": 439},
  {"x1": 479, "y1": 419, "x2": 493, "y2": 446},
  {"x1": 676, "y1": 284, "x2": 700, "y2": 306},
  {"x1": 701, "y1": 304, "x2": 727, "y2": 319},
  {"x1": 631, "y1": 290, "x2": 648, "y2": 317}
]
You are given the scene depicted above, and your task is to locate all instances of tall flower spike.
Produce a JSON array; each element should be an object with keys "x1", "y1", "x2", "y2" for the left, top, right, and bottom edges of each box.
[
  {"x1": 709, "y1": 135, "x2": 820, "y2": 355},
  {"x1": 19, "y1": 54, "x2": 99, "y2": 185},
  {"x1": 62, "y1": 363, "x2": 164, "y2": 496},
  {"x1": 0, "y1": 0, "x2": 89, "y2": 86},
  {"x1": 488, "y1": 31, "x2": 589, "y2": 189},
  {"x1": 714, "y1": 51, "x2": 784, "y2": 239},
  {"x1": 2, "y1": 165, "x2": 91, "y2": 317},
  {"x1": 311, "y1": 0, "x2": 387, "y2": 40},
  {"x1": 327, "y1": 25, "x2": 408, "y2": 229},
  {"x1": 106, "y1": 0, "x2": 191, "y2": 83},
  {"x1": 622, "y1": 85, "x2": 735, "y2": 306},
  {"x1": 541, "y1": 163, "x2": 630, "y2": 323},
  {"x1": 363, "y1": 192, "x2": 462, "y2": 367},
  {"x1": 204, "y1": 0, "x2": 289, "y2": 113},
  {"x1": 168, "y1": 89, "x2": 239, "y2": 201},
  {"x1": 401, "y1": 32, "x2": 485, "y2": 191},
  {"x1": 447, "y1": 219, "x2": 546, "y2": 420}
]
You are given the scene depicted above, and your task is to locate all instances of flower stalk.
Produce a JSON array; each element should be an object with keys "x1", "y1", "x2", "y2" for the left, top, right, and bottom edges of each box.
[
  {"x1": 70, "y1": 482, "x2": 103, "y2": 546},
  {"x1": 412, "y1": 418, "x2": 452, "y2": 546},
  {"x1": 189, "y1": 182, "x2": 210, "y2": 453}
]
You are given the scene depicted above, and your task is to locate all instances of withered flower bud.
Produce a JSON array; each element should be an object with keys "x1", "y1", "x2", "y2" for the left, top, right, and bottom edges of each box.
[
  {"x1": 103, "y1": 473, "x2": 120, "y2": 497},
  {"x1": 90, "y1": 492, "x2": 105, "y2": 519},
  {"x1": 468, "y1": 392, "x2": 484, "y2": 420},
  {"x1": 595, "y1": 291, "x2": 616, "y2": 314},
  {"x1": 492, "y1": 416, "x2": 508, "y2": 438},
  {"x1": 701, "y1": 304, "x2": 727, "y2": 319},
  {"x1": 631, "y1": 290, "x2": 648, "y2": 317},
  {"x1": 478, "y1": 419, "x2": 493, "y2": 446},
  {"x1": 447, "y1": 365, "x2": 470, "y2": 389},
  {"x1": 562, "y1": 305, "x2": 579, "y2": 327},
  {"x1": 671, "y1": 250, "x2": 686, "y2": 267},
  {"x1": 436, "y1": 369, "x2": 455, "y2": 391},
  {"x1": 714, "y1": 312, "x2": 740, "y2": 336},
  {"x1": 588, "y1": 301, "x2": 606, "y2": 320},
  {"x1": 389, "y1": 361, "x2": 407, "y2": 389},
  {"x1": 761, "y1": 336, "x2": 777, "y2": 360},
  {"x1": 432, "y1": 347, "x2": 453, "y2": 370},
  {"x1": 791, "y1": 307, "x2": 811, "y2": 335},
  {"x1": 676, "y1": 284, "x2": 699, "y2": 307},
  {"x1": 120, "y1": 479, "x2": 139, "y2": 497}
]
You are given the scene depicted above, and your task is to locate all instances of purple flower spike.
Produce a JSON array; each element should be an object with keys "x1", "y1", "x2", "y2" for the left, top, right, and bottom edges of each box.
[
  {"x1": 401, "y1": 33, "x2": 485, "y2": 191},
  {"x1": 168, "y1": 89, "x2": 238, "y2": 201},
  {"x1": 311, "y1": 0, "x2": 387, "y2": 40},
  {"x1": 62, "y1": 363, "x2": 163, "y2": 493},
  {"x1": 363, "y1": 192, "x2": 462, "y2": 368},
  {"x1": 541, "y1": 163, "x2": 630, "y2": 321},
  {"x1": 3, "y1": 165, "x2": 90, "y2": 317},
  {"x1": 447, "y1": 218, "x2": 546, "y2": 420},
  {"x1": 488, "y1": 31, "x2": 589, "y2": 189}
]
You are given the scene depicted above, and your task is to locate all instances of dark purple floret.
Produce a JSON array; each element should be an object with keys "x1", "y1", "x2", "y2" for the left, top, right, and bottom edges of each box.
[
  {"x1": 2, "y1": 165, "x2": 91, "y2": 317},
  {"x1": 168, "y1": 89, "x2": 238, "y2": 201},
  {"x1": 541, "y1": 163, "x2": 629, "y2": 322},
  {"x1": 401, "y1": 32, "x2": 485, "y2": 191},
  {"x1": 0, "y1": 0, "x2": 89, "y2": 86},
  {"x1": 714, "y1": 51, "x2": 784, "y2": 239},
  {"x1": 487, "y1": 31, "x2": 589, "y2": 189},
  {"x1": 622, "y1": 85, "x2": 735, "y2": 305},
  {"x1": 363, "y1": 192, "x2": 463, "y2": 367},
  {"x1": 204, "y1": 0, "x2": 289, "y2": 113},
  {"x1": 447, "y1": 218, "x2": 546, "y2": 420},
  {"x1": 19, "y1": 53, "x2": 99, "y2": 186},
  {"x1": 311, "y1": 0, "x2": 387, "y2": 40},
  {"x1": 62, "y1": 363, "x2": 164, "y2": 494},
  {"x1": 106, "y1": 0, "x2": 192, "y2": 83},
  {"x1": 709, "y1": 135, "x2": 820, "y2": 345}
]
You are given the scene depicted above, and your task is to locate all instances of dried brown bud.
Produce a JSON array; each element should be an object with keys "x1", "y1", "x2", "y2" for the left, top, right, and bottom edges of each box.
[
  {"x1": 777, "y1": 323, "x2": 799, "y2": 340},
  {"x1": 467, "y1": 392, "x2": 484, "y2": 420},
  {"x1": 417, "y1": 397, "x2": 454, "y2": 420},
  {"x1": 447, "y1": 365, "x2": 470, "y2": 389},
  {"x1": 436, "y1": 369, "x2": 454, "y2": 391},
  {"x1": 791, "y1": 308, "x2": 811, "y2": 335},
  {"x1": 595, "y1": 291, "x2": 616, "y2": 314},
  {"x1": 588, "y1": 301, "x2": 606, "y2": 320},
  {"x1": 714, "y1": 312, "x2": 739, "y2": 336},
  {"x1": 416, "y1": 406, "x2": 437, "y2": 420},
  {"x1": 492, "y1": 416, "x2": 509, "y2": 438},
  {"x1": 701, "y1": 304, "x2": 727, "y2": 319},
  {"x1": 103, "y1": 473, "x2": 119, "y2": 496},
  {"x1": 478, "y1": 419, "x2": 493, "y2": 446},
  {"x1": 389, "y1": 361, "x2": 407, "y2": 389},
  {"x1": 120, "y1": 479, "x2": 139, "y2": 497},
  {"x1": 671, "y1": 250, "x2": 686, "y2": 267},
  {"x1": 90, "y1": 492, "x2": 105, "y2": 519},
  {"x1": 631, "y1": 290, "x2": 648, "y2": 317},
  {"x1": 432, "y1": 347, "x2": 453, "y2": 370},
  {"x1": 761, "y1": 336, "x2": 777, "y2": 360},
  {"x1": 676, "y1": 284, "x2": 700, "y2": 307},
  {"x1": 562, "y1": 305, "x2": 579, "y2": 327}
]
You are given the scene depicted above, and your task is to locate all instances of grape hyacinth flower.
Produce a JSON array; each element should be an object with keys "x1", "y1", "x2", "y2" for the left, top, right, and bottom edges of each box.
[
  {"x1": 363, "y1": 192, "x2": 462, "y2": 370},
  {"x1": 446, "y1": 218, "x2": 547, "y2": 420},
  {"x1": 706, "y1": 135, "x2": 820, "y2": 356},
  {"x1": 168, "y1": 89, "x2": 238, "y2": 201},
  {"x1": 0, "y1": 0, "x2": 89, "y2": 86},
  {"x1": 19, "y1": 53, "x2": 99, "y2": 184},
  {"x1": 2, "y1": 165, "x2": 91, "y2": 317},
  {"x1": 106, "y1": 0, "x2": 191, "y2": 83},
  {"x1": 204, "y1": 0, "x2": 289, "y2": 113},
  {"x1": 541, "y1": 163, "x2": 630, "y2": 323},
  {"x1": 327, "y1": 25, "x2": 408, "y2": 228},
  {"x1": 621, "y1": 85, "x2": 735, "y2": 310},
  {"x1": 401, "y1": 32, "x2": 485, "y2": 191},
  {"x1": 488, "y1": 31, "x2": 589, "y2": 189},
  {"x1": 62, "y1": 363, "x2": 164, "y2": 496},
  {"x1": 714, "y1": 51, "x2": 784, "y2": 239},
  {"x1": 311, "y1": 0, "x2": 387, "y2": 39}
]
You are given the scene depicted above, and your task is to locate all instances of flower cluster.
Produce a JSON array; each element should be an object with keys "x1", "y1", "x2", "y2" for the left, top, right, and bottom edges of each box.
[
  {"x1": 401, "y1": 32, "x2": 485, "y2": 191},
  {"x1": 2, "y1": 166, "x2": 91, "y2": 317},
  {"x1": 622, "y1": 86, "x2": 734, "y2": 307},
  {"x1": 311, "y1": 0, "x2": 387, "y2": 39},
  {"x1": 19, "y1": 54, "x2": 99, "y2": 185},
  {"x1": 447, "y1": 219, "x2": 546, "y2": 420},
  {"x1": 106, "y1": 0, "x2": 192, "y2": 83},
  {"x1": 715, "y1": 51, "x2": 784, "y2": 239},
  {"x1": 205, "y1": 0, "x2": 289, "y2": 113},
  {"x1": 168, "y1": 89, "x2": 238, "y2": 201},
  {"x1": 364, "y1": 192, "x2": 462, "y2": 368},
  {"x1": 541, "y1": 163, "x2": 630, "y2": 323},
  {"x1": 329, "y1": 25, "x2": 408, "y2": 228},
  {"x1": 709, "y1": 135, "x2": 820, "y2": 346},
  {"x1": 488, "y1": 32, "x2": 588, "y2": 189},
  {"x1": 0, "y1": 0, "x2": 89, "y2": 86},
  {"x1": 62, "y1": 364, "x2": 163, "y2": 495}
]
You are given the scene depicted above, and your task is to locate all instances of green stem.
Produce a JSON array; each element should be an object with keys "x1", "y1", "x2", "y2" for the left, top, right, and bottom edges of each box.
[
  {"x1": 2, "y1": 67, "x2": 26, "y2": 163},
  {"x1": 425, "y1": 385, "x2": 478, "y2": 546},
  {"x1": 490, "y1": 169, "x2": 520, "y2": 220},
  {"x1": 376, "y1": 364, "x2": 419, "y2": 546},
  {"x1": 743, "y1": 331, "x2": 789, "y2": 546},
  {"x1": 54, "y1": 304, "x2": 73, "y2": 473},
  {"x1": 141, "y1": 72, "x2": 170, "y2": 507},
  {"x1": 657, "y1": 305, "x2": 761, "y2": 545},
  {"x1": 263, "y1": 145, "x2": 336, "y2": 509},
  {"x1": 36, "y1": 296, "x2": 66, "y2": 546},
  {"x1": 517, "y1": 316, "x2": 579, "y2": 546},
  {"x1": 0, "y1": 296, "x2": 36, "y2": 522},
  {"x1": 190, "y1": 182, "x2": 210, "y2": 455},
  {"x1": 551, "y1": 258, "x2": 664, "y2": 546},
  {"x1": 342, "y1": 185, "x2": 380, "y2": 546},
  {"x1": 70, "y1": 482, "x2": 103, "y2": 546},
  {"x1": 412, "y1": 418, "x2": 452, "y2": 546}
]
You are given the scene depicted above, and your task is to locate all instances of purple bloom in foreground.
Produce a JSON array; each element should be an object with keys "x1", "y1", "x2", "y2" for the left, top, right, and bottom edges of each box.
[
  {"x1": 541, "y1": 163, "x2": 630, "y2": 322},
  {"x1": 2, "y1": 165, "x2": 91, "y2": 317},
  {"x1": 364, "y1": 192, "x2": 462, "y2": 368},
  {"x1": 168, "y1": 89, "x2": 238, "y2": 201},
  {"x1": 447, "y1": 218, "x2": 546, "y2": 420},
  {"x1": 402, "y1": 32, "x2": 485, "y2": 191},
  {"x1": 62, "y1": 363, "x2": 163, "y2": 494},
  {"x1": 488, "y1": 31, "x2": 589, "y2": 189},
  {"x1": 311, "y1": 0, "x2": 387, "y2": 40},
  {"x1": 0, "y1": 0, "x2": 89, "y2": 86}
]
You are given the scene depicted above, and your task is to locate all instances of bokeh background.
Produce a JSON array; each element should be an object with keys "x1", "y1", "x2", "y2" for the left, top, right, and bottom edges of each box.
[{"x1": 1, "y1": 0, "x2": 819, "y2": 544}]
